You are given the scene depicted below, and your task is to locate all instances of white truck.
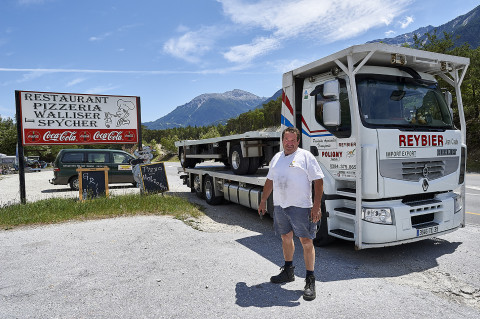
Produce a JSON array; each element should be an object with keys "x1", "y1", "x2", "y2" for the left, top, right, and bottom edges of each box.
[{"x1": 176, "y1": 43, "x2": 469, "y2": 250}]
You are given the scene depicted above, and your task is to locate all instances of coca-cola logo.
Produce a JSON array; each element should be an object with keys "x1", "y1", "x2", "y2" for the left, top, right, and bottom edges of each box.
[
  {"x1": 26, "y1": 131, "x2": 40, "y2": 142},
  {"x1": 93, "y1": 131, "x2": 123, "y2": 141},
  {"x1": 80, "y1": 131, "x2": 91, "y2": 142},
  {"x1": 43, "y1": 131, "x2": 77, "y2": 142},
  {"x1": 124, "y1": 131, "x2": 135, "y2": 141}
]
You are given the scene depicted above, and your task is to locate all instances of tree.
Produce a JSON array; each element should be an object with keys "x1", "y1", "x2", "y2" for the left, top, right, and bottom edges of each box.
[{"x1": 0, "y1": 115, "x2": 17, "y2": 155}]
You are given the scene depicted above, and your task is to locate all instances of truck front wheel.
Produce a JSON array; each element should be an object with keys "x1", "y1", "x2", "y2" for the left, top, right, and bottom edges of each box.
[
  {"x1": 313, "y1": 197, "x2": 336, "y2": 246},
  {"x1": 230, "y1": 144, "x2": 250, "y2": 175}
]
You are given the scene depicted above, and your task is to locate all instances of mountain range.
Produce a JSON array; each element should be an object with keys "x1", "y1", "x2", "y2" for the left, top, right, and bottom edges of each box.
[
  {"x1": 369, "y1": 5, "x2": 480, "y2": 48},
  {"x1": 144, "y1": 5, "x2": 479, "y2": 130},
  {"x1": 143, "y1": 89, "x2": 270, "y2": 130}
]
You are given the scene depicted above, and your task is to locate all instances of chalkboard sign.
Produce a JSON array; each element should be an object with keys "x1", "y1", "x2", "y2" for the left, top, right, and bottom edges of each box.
[
  {"x1": 77, "y1": 167, "x2": 109, "y2": 200},
  {"x1": 140, "y1": 162, "x2": 169, "y2": 194}
]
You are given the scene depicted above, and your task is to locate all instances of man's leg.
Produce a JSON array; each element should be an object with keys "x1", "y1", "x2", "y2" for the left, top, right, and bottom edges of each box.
[
  {"x1": 300, "y1": 237, "x2": 316, "y2": 301},
  {"x1": 299, "y1": 237, "x2": 314, "y2": 271},
  {"x1": 281, "y1": 231, "x2": 295, "y2": 262},
  {"x1": 271, "y1": 231, "x2": 295, "y2": 283}
]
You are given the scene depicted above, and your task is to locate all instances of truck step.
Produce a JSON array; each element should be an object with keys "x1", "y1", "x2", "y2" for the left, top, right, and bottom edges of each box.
[
  {"x1": 330, "y1": 229, "x2": 355, "y2": 241},
  {"x1": 333, "y1": 207, "x2": 356, "y2": 219},
  {"x1": 337, "y1": 188, "x2": 356, "y2": 197}
]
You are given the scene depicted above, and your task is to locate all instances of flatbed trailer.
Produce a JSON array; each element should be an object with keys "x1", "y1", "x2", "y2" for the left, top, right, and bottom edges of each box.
[
  {"x1": 175, "y1": 130, "x2": 281, "y2": 175},
  {"x1": 178, "y1": 165, "x2": 274, "y2": 216}
]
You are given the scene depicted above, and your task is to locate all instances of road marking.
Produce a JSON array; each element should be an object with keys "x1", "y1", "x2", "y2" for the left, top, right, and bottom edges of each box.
[{"x1": 467, "y1": 212, "x2": 480, "y2": 216}]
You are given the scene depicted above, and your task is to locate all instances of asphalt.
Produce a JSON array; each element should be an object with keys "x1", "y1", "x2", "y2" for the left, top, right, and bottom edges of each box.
[{"x1": 1, "y1": 167, "x2": 480, "y2": 318}]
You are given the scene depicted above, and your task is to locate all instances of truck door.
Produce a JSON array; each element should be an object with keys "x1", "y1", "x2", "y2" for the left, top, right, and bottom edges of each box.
[{"x1": 301, "y1": 78, "x2": 356, "y2": 179}]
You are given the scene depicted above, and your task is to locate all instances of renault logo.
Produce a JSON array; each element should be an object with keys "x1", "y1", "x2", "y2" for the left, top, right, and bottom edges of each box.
[
  {"x1": 422, "y1": 179, "x2": 429, "y2": 192},
  {"x1": 422, "y1": 164, "x2": 429, "y2": 178}
]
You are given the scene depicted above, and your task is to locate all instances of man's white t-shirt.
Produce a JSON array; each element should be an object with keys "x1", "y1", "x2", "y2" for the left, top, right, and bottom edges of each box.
[{"x1": 267, "y1": 148, "x2": 324, "y2": 208}]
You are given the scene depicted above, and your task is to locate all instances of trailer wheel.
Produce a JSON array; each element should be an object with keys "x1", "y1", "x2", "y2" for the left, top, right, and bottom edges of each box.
[
  {"x1": 193, "y1": 174, "x2": 204, "y2": 199},
  {"x1": 230, "y1": 144, "x2": 250, "y2": 175},
  {"x1": 180, "y1": 148, "x2": 197, "y2": 169},
  {"x1": 313, "y1": 197, "x2": 336, "y2": 247},
  {"x1": 204, "y1": 175, "x2": 223, "y2": 205},
  {"x1": 247, "y1": 157, "x2": 260, "y2": 174}
]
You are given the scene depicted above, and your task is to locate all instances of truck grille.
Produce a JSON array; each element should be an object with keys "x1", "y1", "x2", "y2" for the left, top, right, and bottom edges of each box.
[
  {"x1": 402, "y1": 160, "x2": 444, "y2": 181},
  {"x1": 379, "y1": 157, "x2": 458, "y2": 181}
]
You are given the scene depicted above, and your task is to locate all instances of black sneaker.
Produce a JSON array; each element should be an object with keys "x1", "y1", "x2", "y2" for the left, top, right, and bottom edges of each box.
[
  {"x1": 270, "y1": 266, "x2": 295, "y2": 284},
  {"x1": 303, "y1": 275, "x2": 316, "y2": 301}
]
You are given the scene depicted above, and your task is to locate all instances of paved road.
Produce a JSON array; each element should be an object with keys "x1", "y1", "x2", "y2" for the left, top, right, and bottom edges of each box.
[
  {"x1": 1, "y1": 165, "x2": 479, "y2": 318},
  {"x1": 465, "y1": 173, "x2": 480, "y2": 225}
]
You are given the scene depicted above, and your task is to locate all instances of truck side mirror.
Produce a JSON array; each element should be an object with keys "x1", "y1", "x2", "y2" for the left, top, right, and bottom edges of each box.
[
  {"x1": 323, "y1": 100, "x2": 341, "y2": 126},
  {"x1": 323, "y1": 80, "x2": 340, "y2": 99}
]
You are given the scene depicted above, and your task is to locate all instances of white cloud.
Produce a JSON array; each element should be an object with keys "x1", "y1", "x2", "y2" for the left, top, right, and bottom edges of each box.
[
  {"x1": 163, "y1": 26, "x2": 220, "y2": 63},
  {"x1": 89, "y1": 24, "x2": 140, "y2": 42},
  {"x1": 85, "y1": 85, "x2": 119, "y2": 95},
  {"x1": 89, "y1": 32, "x2": 113, "y2": 42},
  {"x1": 66, "y1": 78, "x2": 86, "y2": 87},
  {"x1": 385, "y1": 30, "x2": 396, "y2": 37},
  {"x1": 217, "y1": 0, "x2": 412, "y2": 62},
  {"x1": 224, "y1": 37, "x2": 281, "y2": 63},
  {"x1": 268, "y1": 58, "x2": 310, "y2": 74},
  {"x1": 399, "y1": 16, "x2": 414, "y2": 29}
]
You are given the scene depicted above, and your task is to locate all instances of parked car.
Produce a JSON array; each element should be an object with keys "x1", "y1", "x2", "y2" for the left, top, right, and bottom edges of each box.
[{"x1": 49, "y1": 149, "x2": 136, "y2": 190}]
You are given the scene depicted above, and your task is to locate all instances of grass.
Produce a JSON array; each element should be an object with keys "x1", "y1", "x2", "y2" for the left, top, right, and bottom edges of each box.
[{"x1": 0, "y1": 193, "x2": 204, "y2": 230}]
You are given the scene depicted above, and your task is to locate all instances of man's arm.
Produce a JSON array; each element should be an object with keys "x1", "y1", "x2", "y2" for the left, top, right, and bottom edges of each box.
[
  {"x1": 258, "y1": 178, "x2": 273, "y2": 216},
  {"x1": 311, "y1": 179, "x2": 323, "y2": 223}
]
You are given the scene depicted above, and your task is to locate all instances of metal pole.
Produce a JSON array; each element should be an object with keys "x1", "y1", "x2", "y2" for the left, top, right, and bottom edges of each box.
[
  {"x1": 15, "y1": 91, "x2": 26, "y2": 204},
  {"x1": 136, "y1": 96, "x2": 142, "y2": 152},
  {"x1": 454, "y1": 69, "x2": 467, "y2": 227}
]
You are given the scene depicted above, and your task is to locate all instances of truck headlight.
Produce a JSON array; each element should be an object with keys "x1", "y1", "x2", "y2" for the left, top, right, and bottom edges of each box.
[
  {"x1": 362, "y1": 208, "x2": 393, "y2": 224},
  {"x1": 453, "y1": 194, "x2": 462, "y2": 213}
]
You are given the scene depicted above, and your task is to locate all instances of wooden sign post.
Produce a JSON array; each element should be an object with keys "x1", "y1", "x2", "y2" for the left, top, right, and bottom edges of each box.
[{"x1": 77, "y1": 167, "x2": 109, "y2": 201}]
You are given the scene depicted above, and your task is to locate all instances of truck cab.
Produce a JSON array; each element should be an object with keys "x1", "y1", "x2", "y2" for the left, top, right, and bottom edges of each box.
[{"x1": 282, "y1": 43, "x2": 469, "y2": 249}]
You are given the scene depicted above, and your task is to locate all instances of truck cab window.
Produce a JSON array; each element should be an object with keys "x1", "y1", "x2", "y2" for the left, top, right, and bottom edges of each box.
[
  {"x1": 314, "y1": 79, "x2": 351, "y2": 138},
  {"x1": 356, "y1": 74, "x2": 453, "y2": 130}
]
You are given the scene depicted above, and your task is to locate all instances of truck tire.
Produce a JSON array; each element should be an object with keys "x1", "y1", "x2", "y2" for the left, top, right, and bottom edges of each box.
[
  {"x1": 313, "y1": 197, "x2": 336, "y2": 247},
  {"x1": 180, "y1": 148, "x2": 197, "y2": 169},
  {"x1": 247, "y1": 157, "x2": 260, "y2": 174},
  {"x1": 192, "y1": 174, "x2": 204, "y2": 199},
  {"x1": 69, "y1": 176, "x2": 79, "y2": 191},
  {"x1": 230, "y1": 144, "x2": 250, "y2": 175},
  {"x1": 204, "y1": 175, "x2": 223, "y2": 205}
]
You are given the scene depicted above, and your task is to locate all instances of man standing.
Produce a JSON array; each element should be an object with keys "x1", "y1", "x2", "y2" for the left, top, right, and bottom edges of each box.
[{"x1": 258, "y1": 127, "x2": 324, "y2": 301}]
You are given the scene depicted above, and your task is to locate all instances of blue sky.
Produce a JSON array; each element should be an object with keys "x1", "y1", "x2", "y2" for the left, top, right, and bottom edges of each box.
[{"x1": 0, "y1": 0, "x2": 478, "y2": 123}]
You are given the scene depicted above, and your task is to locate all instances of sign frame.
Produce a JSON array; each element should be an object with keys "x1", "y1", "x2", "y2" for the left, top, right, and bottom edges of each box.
[
  {"x1": 140, "y1": 162, "x2": 169, "y2": 194},
  {"x1": 77, "y1": 166, "x2": 110, "y2": 201},
  {"x1": 17, "y1": 90, "x2": 140, "y2": 145}
]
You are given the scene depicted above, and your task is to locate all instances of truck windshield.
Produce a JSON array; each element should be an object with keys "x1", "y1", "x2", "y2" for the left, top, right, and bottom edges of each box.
[{"x1": 356, "y1": 74, "x2": 453, "y2": 130}]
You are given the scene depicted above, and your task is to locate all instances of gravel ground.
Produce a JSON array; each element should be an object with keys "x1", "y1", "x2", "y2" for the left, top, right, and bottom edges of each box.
[{"x1": 1, "y1": 164, "x2": 480, "y2": 318}]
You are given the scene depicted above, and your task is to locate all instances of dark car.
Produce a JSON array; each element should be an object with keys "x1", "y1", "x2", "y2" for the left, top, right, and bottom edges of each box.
[{"x1": 49, "y1": 149, "x2": 136, "y2": 190}]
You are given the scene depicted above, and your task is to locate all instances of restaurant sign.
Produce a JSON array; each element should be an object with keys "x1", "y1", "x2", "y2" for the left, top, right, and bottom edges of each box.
[{"x1": 18, "y1": 91, "x2": 139, "y2": 145}]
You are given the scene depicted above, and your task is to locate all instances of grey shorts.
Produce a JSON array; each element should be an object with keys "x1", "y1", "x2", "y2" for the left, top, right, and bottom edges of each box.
[{"x1": 273, "y1": 206, "x2": 318, "y2": 239}]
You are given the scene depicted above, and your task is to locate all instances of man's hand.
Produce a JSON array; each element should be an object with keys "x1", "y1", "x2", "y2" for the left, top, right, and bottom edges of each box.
[
  {"x1": 310, "y1": 204, "x2": 322, "y2": 223},
  {"x1": 258, "y1": 200, "x2": 267, "y2": 216}
]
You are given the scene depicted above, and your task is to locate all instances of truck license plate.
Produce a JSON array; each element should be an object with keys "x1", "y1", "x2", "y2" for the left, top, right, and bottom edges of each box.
[{"x1": 417, "y1": 225, "x2": 439, "y2": 237}]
